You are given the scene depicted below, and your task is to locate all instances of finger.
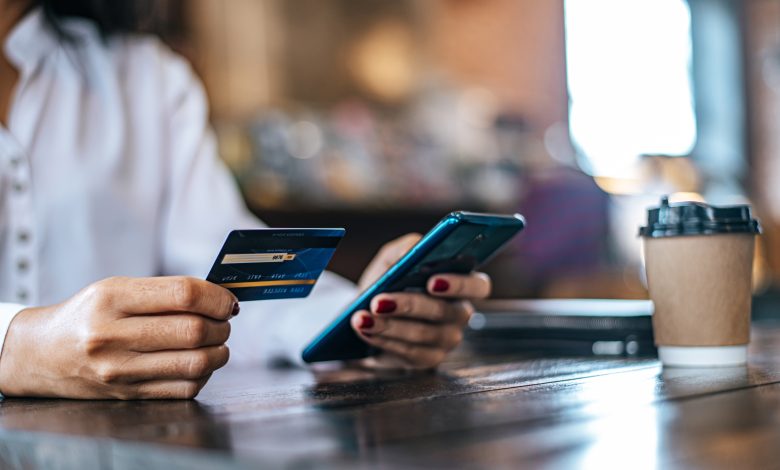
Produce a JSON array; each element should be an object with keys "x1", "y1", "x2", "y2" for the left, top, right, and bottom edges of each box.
[
  {"x1": 351, "y1": 310, "x2": 376, "y2": 334},
  {"x1": 427, "y1": 272, "x2": 492, "y2": 299},
  {"x1": 125, "y1": 377, "x2": 211, "y2": 399},
  {"x1": 122, "y1": 315, "x2": 231, "y2": 352},
  {"x1": 369, "y1": 293, "x2": 472, "y2": 324},
  {"x1": 356, "y1": 333, "x2": 447, "y2": 370},
  {"x1": 95, "y1": 345, "x2": 229, "y2": 384},
  {"x1": 89, "y1": 276, "x2": 238, "y2": 320},
  {"x1": 354, "y1": 313, "x2": 464, "y2": 350}
]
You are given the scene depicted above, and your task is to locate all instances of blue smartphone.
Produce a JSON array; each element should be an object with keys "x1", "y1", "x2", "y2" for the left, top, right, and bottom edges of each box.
[{"x1": 301, "y1": 211, "x2": 526, "y2": 363}]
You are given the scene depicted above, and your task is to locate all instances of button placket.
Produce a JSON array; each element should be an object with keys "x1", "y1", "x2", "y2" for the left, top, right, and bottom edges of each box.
[{"x1": 4, "y1": 137, "x2": 37, "y2": 305}]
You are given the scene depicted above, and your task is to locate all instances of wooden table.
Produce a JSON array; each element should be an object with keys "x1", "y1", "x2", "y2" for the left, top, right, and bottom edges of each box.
[{"x1": 1, "y1": 313, "x2": 780, "y2": 468}]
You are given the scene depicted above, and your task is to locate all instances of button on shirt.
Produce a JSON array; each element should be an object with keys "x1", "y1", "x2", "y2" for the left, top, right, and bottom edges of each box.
[{"x1": 0, "y1": 9, "x2": 357, "y2": 366}]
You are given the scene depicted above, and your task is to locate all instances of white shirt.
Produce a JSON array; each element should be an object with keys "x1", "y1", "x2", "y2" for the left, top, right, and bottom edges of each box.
[{"x1": 0, "y1": 9, "x2": 358, "y2": 366}]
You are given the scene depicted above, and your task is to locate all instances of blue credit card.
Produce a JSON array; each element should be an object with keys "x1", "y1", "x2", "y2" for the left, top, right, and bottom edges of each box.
[{"x1": 206, "y1": 228, "x2": 345, "y2": 301}]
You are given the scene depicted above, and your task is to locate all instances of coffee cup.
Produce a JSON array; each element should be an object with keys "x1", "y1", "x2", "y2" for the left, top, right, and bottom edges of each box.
[{"x1": 639, "y1": 196, "x2": 761, "y2": 367}]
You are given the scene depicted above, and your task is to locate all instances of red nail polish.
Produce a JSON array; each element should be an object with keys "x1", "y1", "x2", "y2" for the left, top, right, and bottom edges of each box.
[
  {"x1": 376, "y1": 299, "x2": 397, "y2": 314},
  {"x1": 359, "y1": 315, "x2": 375, "y2": 329},
  {"x1": 432, "y1": 279, "x2": 450, "y2": 293},
  {"x1": 231, "y1": 302, "x2": 240, "y2": 316}
]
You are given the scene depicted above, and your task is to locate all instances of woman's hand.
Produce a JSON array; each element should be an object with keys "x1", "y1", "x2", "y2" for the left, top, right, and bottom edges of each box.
[
  {"x1": 0, "y1": 276, "x2": 237, "y2": 399},
  {"x1": 351, "y1": 234, "x2": 491, "y2": 370}
]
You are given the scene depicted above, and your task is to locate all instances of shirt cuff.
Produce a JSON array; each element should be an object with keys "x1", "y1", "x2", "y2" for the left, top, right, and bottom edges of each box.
[{"x1": 0, "y1": 303, "x2": 26, "y2": 398}]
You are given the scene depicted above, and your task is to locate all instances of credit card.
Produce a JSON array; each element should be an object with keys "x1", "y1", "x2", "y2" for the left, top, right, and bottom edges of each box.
[{"x1": 206, "y1": 228, "x2": 345, "y2": 301}]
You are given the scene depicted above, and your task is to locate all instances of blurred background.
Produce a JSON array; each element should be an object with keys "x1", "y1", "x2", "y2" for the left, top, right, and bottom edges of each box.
[{"x1": 151, "y1": 0, "x2": 780, "y2": 300}]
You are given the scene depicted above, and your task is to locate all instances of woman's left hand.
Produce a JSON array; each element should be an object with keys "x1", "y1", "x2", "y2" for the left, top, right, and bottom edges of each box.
[{"x1": 351, "y1": 234, "x2": 492, "y2": 370}]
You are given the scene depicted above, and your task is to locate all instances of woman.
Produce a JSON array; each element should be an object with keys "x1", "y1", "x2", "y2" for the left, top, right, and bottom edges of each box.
[{"x1": 0, "y1": 0, "x2": 491, "y2": 399}]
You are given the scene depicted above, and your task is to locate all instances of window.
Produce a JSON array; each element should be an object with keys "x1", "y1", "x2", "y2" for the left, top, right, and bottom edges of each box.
[{"x1": 565, "y1": 0, "x2": 697, "y2": 178}]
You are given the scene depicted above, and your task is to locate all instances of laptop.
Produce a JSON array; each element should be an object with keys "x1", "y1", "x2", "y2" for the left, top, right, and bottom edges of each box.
[{"x1": 467, "y1": 299, "x2": 655, "y2": 357}]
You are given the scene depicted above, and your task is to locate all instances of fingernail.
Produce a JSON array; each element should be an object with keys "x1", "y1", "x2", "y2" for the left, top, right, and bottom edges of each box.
[
  {"x1": 376, "y1": 299, "x2": 397, "y2": 314},
  {"x1": 359, "y1": 315, "x2": 375, "y2": 330},
  {"x1": 231, "y1": 302, "x2": 240, "y2": 316},
  {"x1": 432, "y1": 278, "x2": 450, "y2": 293}
]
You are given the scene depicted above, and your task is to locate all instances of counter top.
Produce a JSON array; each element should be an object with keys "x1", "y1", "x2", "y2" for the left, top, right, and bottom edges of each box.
[{"x1": 1, "y1": 313, "x2": 779, "y2": 468}]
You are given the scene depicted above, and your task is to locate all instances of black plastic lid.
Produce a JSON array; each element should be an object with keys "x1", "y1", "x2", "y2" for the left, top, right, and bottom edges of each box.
[{"x1": 639, "y1": 196, "x2": 761, "y2": 238}]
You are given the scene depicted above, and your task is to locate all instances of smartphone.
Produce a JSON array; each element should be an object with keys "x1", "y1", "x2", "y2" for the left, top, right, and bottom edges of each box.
[{"x1": 301, "y1": 211, "x2": 526, "y2": 363}]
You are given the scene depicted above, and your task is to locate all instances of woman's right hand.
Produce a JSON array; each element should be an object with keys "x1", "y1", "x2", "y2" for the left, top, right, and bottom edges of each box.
[{"x1": 0, "y1": 276, "x2": 237, "y2": 399}]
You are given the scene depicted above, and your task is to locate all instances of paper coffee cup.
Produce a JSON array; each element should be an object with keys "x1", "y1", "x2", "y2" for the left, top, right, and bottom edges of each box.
[{"x1": 639, "y1": 197, "x2": 761, "y2": 367}]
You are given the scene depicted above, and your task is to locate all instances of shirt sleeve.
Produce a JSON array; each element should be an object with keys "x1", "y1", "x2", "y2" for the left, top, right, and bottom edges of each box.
[
  {"x1": 0, "y1": 303, "x2": 25, "y2": 397},
  {"x1": 157, "y1": 44, "x2": 358, "y2": 366},
  {"x1": 158, "y1": 45, "x2": 259, "y2": 277}
]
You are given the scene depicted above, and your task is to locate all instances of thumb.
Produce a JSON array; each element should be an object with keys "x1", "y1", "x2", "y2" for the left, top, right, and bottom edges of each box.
[{"x1": 358, "y1": 233, "x2": 422, "y2": 290}]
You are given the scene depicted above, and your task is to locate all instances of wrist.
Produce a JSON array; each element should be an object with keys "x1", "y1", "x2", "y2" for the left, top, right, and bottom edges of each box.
[{"x1": 0, "y1": 307, "x2": 45, "y2": 396}]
